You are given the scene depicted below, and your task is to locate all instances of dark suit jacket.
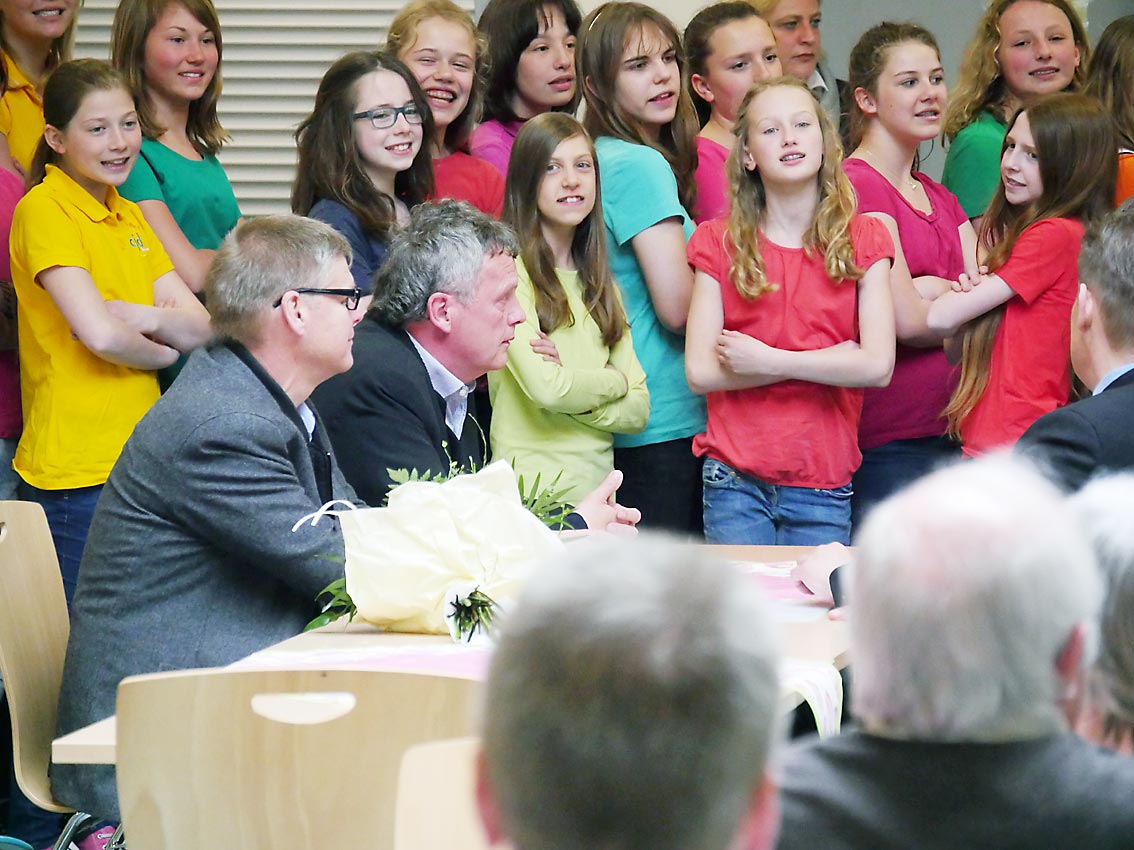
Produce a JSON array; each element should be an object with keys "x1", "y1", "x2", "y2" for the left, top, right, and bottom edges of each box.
[
  {"x1": 1017, "y1": 368, "x2": 1134, "y2": 491},
  {"x1": 52, "y1": 342, "x2": 359, "y2": 820},
  {"x1": 312, "y1": 317, "x2": 486, "y2": 506}
]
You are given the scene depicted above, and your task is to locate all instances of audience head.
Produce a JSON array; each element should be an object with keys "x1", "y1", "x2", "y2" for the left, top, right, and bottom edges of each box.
[
  {"x1": 1071, "y1": 202, "x2": 1134, "y2": 385},
  {"x1": 387, "y1": 0, "x2": 486, "y2": 153},
  {"x1": 478, "y1": 0, "x2": 581, "y2": 123},
  {"x1": 1084, "y1": 15, "x2": 1134, "y2": 152},
  {"x1": 748, "y1": 0, "x2": 822, "y2": 83},
  {"x1": 32, "y1": 59, "x2": 139, "y2": 191},
  {"x1": 850, "y1": 454, "x2": 1102, "y2": 742},
  {"x1": 1070, "y1": 475, "x2": 1134, "y2": 753},
  {"x1": 0, "y1": 0, "x2": 77, "y2": 74},
  {"x1": 206, "y1": 214, "x2": 355, "y2": 359},
  {"x1": 110, "y1": 0, "x2": 227, "y2": 154},
  {"x1": 847, "y1": 21, "x2": 943, "y2": 152},
  {"x1": 578, "y1": 2, "x2": 698, "y2": 213},
  {"x1": 945, "y1": 0, "x2": 1087, "y2": 136},
  {"x1": 371, "y1": 200, "x2": 521, "y2": 382},
  {"x1": 684, "y1": 2, "x2": 781, "y2": 128},
  {"x1": 479, "y1": 536, "x2": 782, "y2": 850},
  {"x1": 292, "y1": 50, "x2": 433, "y2": 236}
]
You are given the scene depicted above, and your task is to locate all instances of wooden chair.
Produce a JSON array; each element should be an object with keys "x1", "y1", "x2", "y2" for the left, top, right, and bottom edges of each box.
[
  {"x1": 394, "y1": 737, "x2": 493, "y2": 850},
  {"x1": 0, "y1": 501, "x2": 97, "y2": 849},
  {"x1": 115, "y1": 668, "x2": 482, "y2": 850}
]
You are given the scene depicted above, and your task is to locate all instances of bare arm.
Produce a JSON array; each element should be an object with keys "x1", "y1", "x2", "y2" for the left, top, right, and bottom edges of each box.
[
  {"x1": 865, "y1": 212, "x2": 944, "y2": 347},
  {"x1": 38, "y1": 266, "x2": 180, "y2": 369},
  {"x1": 926, "y1": 272, "x2": 1016, "y2": 338},
  {"x1": 136, "y1": 199, "x2": 217, "y2": 293},
  {"x1": 712, "y1": 258, "x2": 896, "y2": 388},
  {"x1": 105, "y1": 270, "x2": 212, "y2": 352},
  {"x1": 630, "y1": 217, "x2": 694, "y2": 332}
]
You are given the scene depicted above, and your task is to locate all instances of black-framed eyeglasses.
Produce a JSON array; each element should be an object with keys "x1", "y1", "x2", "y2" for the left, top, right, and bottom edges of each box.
[
  {"x1": 352, "y1": 104, "x2": 424, "y2": 130},
  {"x1": 273, "y1": 287, "x2": 363, "y2": 310}
]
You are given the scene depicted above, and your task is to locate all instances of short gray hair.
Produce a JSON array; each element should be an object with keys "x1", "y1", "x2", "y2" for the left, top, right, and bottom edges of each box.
[
  {"x1": 1071, "y1": 474, "x2": 1134, "y2": 748},
  {"x1": 482, "y1": 536, "x2": 780, "y2": 850},
  {"x1": 1080, "y1": 202, "x2": 1134, "y2": 349},
  {"x1": 370, "y1": 200, "x2": 517, "y2": 326},
  {"x1": 850, "y1": 454, "x2": 1102, "y2": 741},
  {"x1": 207, "y1": 215, "x2": 352, "y2": 345}
]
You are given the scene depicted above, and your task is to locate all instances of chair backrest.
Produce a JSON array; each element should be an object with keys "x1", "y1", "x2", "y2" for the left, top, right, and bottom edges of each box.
[
  {"x1": 394, "y1": 737, "x2": 492, "y2": 850},
  {"x1": 116, "y1": 667, "x2": 483, "y2": 850},
  {"x1": 0, "y1": 500, "x2": 72, "y2": 813}
]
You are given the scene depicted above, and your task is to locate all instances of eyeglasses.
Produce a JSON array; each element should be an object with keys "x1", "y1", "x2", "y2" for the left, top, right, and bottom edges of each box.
[
  {"x1": 352, "y1": 104, "x2": 424, "y2": 130},
  {"x1": 273, "y1": 287, "x2": 363, "y2": 310}
]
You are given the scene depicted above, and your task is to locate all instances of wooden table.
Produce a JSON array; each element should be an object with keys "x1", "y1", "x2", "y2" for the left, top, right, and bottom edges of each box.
[{"x1": 52, "y1": 544, "x2": 846, "y2": 766}]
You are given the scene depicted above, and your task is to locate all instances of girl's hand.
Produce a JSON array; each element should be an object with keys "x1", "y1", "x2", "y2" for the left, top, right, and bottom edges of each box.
[
  {"x1": 529, "y1": 331, "x2": 562, "y2": 365},
  {"x1": 951, "y1": 272, "x2": 982, "y2": 293},
  {"x1": 717, "y1": 329, "x2": 778, "y2": 378}
]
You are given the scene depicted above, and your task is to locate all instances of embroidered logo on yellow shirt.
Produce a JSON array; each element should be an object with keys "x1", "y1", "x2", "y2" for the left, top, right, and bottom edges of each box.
[{"x1": 129, "y1": 232, "x2": 150, "y2": 254}]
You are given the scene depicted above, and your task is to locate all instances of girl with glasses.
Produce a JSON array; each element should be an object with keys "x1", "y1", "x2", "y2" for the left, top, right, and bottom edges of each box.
[{"x1": 293, "y1": 51, "x2": 434, "y2": 300}]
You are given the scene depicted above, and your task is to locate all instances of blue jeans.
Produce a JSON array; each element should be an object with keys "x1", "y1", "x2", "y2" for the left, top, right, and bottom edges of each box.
[
  {"x1": 851, "y1": 436, "x2": 960, "y2": 532},
  {"x1": 0, "y1": 438, "x2": 18, "y2": 500},
  {"x1": 702, "y1": 458, "x2": 852, "y2": 545},
  {"x1": 15, "y1": 481, "x2": 102, "y2": 608}
]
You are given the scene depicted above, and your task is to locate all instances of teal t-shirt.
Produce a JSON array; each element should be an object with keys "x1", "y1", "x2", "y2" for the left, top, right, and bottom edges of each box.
[
  {"x1": 594, "y1": 136, "x2": 706, "y2": 449},
  {"x1": 941, "y1": 110, "x2": 1007, "y2": 219},
  {"x1": 119, "y1": 138, "x2": 241, "y2": 250}
]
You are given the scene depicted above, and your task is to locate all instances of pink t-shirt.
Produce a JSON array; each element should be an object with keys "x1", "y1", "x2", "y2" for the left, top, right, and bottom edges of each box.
[
  {"x1": 843, "y1": 158, "x2": 967, "y2": 449},
  {"x1": 431, "y1": 151, "x2": 505, "y2": 218},
  {"x1": 693, "y1": 136, "x2": 730, "y2": 225},
  {"x1": 961, "y1": 217, "x2": 1083, "y2": 456},
  {"x1": 687, "y1": 214, "x2": 894, "y2": 488},
  {"x1": 469, "y1": 119, "x2": 524, "y2": 178},
  {"x1": 0, "y1": 166, "x2": 23, "y2": 438}
]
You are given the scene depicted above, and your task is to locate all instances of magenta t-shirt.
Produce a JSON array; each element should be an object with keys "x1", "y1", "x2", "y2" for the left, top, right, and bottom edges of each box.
[
  {"x1": 693, "y1": 136, "x2": 730, "y2": 225},
  {"x1": 0, "y1": 166, "x2": 23, "y2": 438},
  {"x1": 843, "y1": 158, "x2": 966, "y2": 449},
  {"x1": 469, "y1": 119, "x2": 524, "y2": 178}
]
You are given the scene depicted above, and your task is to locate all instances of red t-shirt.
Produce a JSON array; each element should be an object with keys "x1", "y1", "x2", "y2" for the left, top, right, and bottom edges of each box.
[
  {"x1": 431, "y1": 151, "x2": 504, "y2": 218},
  {"x1": 961, "y1": 217, "x2": 1083, "y2": 456},
  {"x1": 687, "y1": 215, "x2": 894, "y2": 488}
]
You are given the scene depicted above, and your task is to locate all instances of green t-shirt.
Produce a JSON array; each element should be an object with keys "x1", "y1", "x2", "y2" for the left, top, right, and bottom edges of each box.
[
  {"x1": 119, "y1": 138, "x2": 240, "y2": 250},
  {"x1": 942, "y1": 110, "x2": 1007, "y2": 219}
]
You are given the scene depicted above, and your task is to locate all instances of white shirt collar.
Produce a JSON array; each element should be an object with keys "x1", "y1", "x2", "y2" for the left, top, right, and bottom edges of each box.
[
  {"x1": 1093, "y1": 362, "x2": 1134, "y2": 396},
  {"x1": 408, "y1": 334, "x2": 475, "y2": 437},
  {"x1": 297, "y1": 402, "x2": 316, "y2": 439}
]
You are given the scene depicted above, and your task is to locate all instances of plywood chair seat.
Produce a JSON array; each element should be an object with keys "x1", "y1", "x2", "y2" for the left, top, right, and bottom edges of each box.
[
  {"x1": 395, "y1": 737, "x2": 491, "y2": 850},
  {"x1": 0, "y1": 502, "x2": 98, "y2": 849},
  {"x1": 116, "y1": 667, "x2": 482, "y2": 850}
]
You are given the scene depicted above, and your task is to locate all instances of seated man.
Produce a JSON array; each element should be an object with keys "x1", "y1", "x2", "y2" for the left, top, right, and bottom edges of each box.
[
  {"x1": 313, "y1": 200, "x2": 637, "y2": 532},
  {"x1": 477, "y1": 536, "x2": 782, "y2": 850},
  {"x1": 1018, "y1": 204, "x2": 1134, "y2": 490},
  {"x1": 777, "y1": 455, "x2": 1134, "y2": 849},
  {"x1": 53, "y1": 216, "x2": 364, "y2": 821}
]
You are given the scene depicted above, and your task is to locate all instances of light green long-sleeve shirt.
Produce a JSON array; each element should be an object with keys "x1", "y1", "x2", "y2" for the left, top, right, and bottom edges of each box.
[{"x1": 488, "y1": 260, "x2": 650, "y2": 504}]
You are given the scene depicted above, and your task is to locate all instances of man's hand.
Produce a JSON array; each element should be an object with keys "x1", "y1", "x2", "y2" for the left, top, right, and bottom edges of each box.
[{"x1": 573, "y1": 469, "x2": 641, "y2": 535}]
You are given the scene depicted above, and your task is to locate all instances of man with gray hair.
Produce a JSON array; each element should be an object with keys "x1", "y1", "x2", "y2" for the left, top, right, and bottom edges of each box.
[
  {"x1": 1018, "y1": 203, "x2": 1134, "y2": 490},
  {"x1": 477, "y1": 537, "x2": 782, "y2": 850},
  {"x1": 53, "y1": 215, "x2": 365, "y2": 823},
  {"x1": 314, "y1": 200, "x2": 638, "y2": 529},
  {"x1": 777, "y1": 455, "x2": 1134, "y2": 849}
]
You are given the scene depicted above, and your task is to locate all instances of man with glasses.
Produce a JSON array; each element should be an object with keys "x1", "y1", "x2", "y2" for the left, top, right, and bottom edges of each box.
[{"x1": 53, "y1": 215, "x2": 366, "y2": 825}]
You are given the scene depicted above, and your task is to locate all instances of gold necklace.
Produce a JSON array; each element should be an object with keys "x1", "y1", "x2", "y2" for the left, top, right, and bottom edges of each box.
[{"x1": 859, "y1": 149, "x2": 920, "y2": 192}]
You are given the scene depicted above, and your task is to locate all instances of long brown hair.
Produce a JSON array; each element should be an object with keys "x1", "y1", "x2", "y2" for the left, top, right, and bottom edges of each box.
[
  {"x1": 1084, "y1": 15, "x2": 1134, "y2": 152},
  {"x1": 944, "y1": 0, "x2": 1088, "y2": 138},
  {"x1": 387, "y1": 0, "x2": 487, "y2": 152},
  {"x1": 943, "y1": 94, "x2": 1117, "y2": 436},
  {"x1": 111, "y1": 0, "x2": 229, "y2": 155},
  {"x1": 292, "y1": 51, "x2": 434, "y2": 240},
  {"x1": 578, "y1": 2, "x2": 698, "y2": 214},
  {"x1": 726, "y1": 77, "x2": 860, "y2": 301},
  {"x1": 503, "y1": 113, "x2": 626, "y2": 347},
  {"x1": 30, "y1": 59, "x2": 131, "y2": 187}
]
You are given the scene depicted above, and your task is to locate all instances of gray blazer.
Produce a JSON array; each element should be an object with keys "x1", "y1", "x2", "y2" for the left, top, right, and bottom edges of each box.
[{"x1": 52, "y1": 342, "x2": 360, "y2": 820}]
